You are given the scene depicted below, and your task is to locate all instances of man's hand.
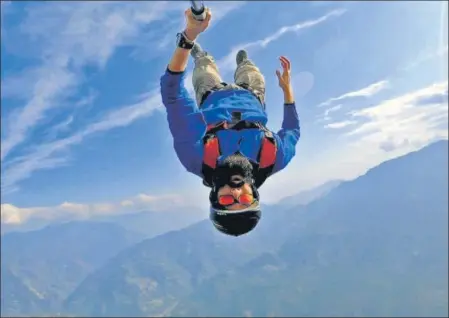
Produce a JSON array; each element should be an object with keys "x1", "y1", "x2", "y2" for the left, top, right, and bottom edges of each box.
[
  {"x1": 184, "y1": 7, "x2": 212, "y2": 41},
  {"x1": 276, "y1": 56, "x2": 295, "y2": 103},
  {"x1": 167, "y1": 7, "x2": 211, "y2": 72}
]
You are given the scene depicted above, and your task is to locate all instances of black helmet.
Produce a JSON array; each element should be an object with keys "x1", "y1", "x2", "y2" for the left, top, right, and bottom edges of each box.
[
  {"x1": 209, "y1": 205, "x2": 261, "y2": 236},
  {"x1": 209, "y1": 183, "x2": 261, "y2": 236}
]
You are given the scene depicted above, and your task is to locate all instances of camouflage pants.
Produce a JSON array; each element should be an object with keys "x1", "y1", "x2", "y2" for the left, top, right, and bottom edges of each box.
[{"x1": 192, "y1": 52, "x2": 266, "y2": 108}]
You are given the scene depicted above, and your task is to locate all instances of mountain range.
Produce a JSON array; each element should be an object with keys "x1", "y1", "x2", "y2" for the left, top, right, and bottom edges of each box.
[
  {"x1": 1, "y1": 140, "x2": 448, "y2": 317},
  {"x1": 276, "y1": 179, "x2": 342, "y2": 208}
]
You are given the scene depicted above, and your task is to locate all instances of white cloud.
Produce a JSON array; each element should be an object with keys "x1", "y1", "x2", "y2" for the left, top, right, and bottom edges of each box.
[
  {"x1": 1, "y1": 64, "x2": 78, "y2": 161},
  {"x1": 261, "y1": 81, "x2": 448, "y2": 203},
  {"x1": 379, "y1": 137, "x2": 411, "y2": 153},
  {"x1": 338, "y1": 80, "x2": 448, "y2": 159},
  {"x1": 0, "y1": 1, "x2": 195, "y2": 162},
  {"x1": 1, "y1": 192, "x2": 198, "y2": 225},
  {"x1": 120, "y1": 200, "x2": 134, "y2": 207},
  {"x1": 74, "y1": 89, "x2": 98, "y2": 108},
  {"x1": 315, "y1": 80, "x2": 388, "y2": 124},
  {"x1": 46, "y1": 115, "x2": 74, "y2": 138},
  {"x1": 216, "y1": 9, "x2": 347, "y2": 75},
  {"x1": 324, "y1": 120, "x2": 357, "y2": 129},
  {"x1": 324, "y1": 104, "x2": 342, "y2": 117},
  {"x1": 1, "y1": 90, "x2": 162, "y2": 194},
  {"x1": 1, "y1": 204, "x2": 34, "y2": 224},
  {"x1": 317, "y1": 80, "x2": 389, "y2": 108},
  {"x1": 347, "y1": 81, "x2": 448, "y2": 142}
]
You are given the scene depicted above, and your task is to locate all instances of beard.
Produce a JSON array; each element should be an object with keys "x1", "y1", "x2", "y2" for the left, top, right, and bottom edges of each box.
[{"x1": 212, "y1": 153, "x2": 254, "y2": 188}]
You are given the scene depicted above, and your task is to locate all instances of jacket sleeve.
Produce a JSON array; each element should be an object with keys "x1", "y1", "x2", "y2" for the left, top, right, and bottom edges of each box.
[
  {"x1": 160, "y1": 68, "x2": 206, "y2": 177},
  {"x1": 271, "y1": 103, "x2": 301, "y2": 174}
]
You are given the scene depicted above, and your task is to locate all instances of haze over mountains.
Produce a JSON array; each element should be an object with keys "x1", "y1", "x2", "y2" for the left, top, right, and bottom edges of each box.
[
  {"x1": 1, "y1": 140, "x2": 448, "y2": 317},
  {"x1": 1, "y1": 206, "x2": 206, "y2": 238},
  {"x1": 277, "y1": 179, "x2": 342, "y2": 208}
]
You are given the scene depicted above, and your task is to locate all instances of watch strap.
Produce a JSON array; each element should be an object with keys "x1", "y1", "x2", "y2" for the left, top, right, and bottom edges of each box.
[{"x1": 177, "y1": 32, "x2": 194, "y2": 50}]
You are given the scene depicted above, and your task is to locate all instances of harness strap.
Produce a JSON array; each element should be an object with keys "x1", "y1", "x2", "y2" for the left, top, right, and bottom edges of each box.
[
  {"x1": 203, "y1": 136, "x2": 220, "y2": 169},
  {"x1": 206, "y1": 120, "x2": 262, "y2": 135},
  {"x1": 259, "y1": 137, "x2": 277, "y2": 169},
  {"x1": 202, "y1": 120, "x2": 277, "y2": 188}
]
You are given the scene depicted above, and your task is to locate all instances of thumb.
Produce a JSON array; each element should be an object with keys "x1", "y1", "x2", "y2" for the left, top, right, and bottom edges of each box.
[
  {"x1": 205, "y1": 8, "x2": 212, "y2": 22},
  {"x1": 276, "y1": 69, "x2": 282, "y2": 81}
]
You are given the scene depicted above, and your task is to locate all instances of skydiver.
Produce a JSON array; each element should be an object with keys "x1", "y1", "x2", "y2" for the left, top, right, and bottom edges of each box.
[{"x1": 160, "y1": 8, "x2": 300, "y2": 236}]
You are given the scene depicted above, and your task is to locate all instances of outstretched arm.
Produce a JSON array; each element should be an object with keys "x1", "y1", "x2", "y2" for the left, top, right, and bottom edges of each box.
[
  {"x1": 161, "y1": 70, "x2": 205, "y2": 176},
  {"x1": 271, "y1": 56, "x2": 301, "y2": 173},
  {"x1": 272, "y1": 102, "x2": 300, "y2": 173},
  {"x1": 160, "y1": 8, "x2": 212, "y2": 176},
  {"x1": 168, "y1": 7, "x2": 211, "y2": 72}
]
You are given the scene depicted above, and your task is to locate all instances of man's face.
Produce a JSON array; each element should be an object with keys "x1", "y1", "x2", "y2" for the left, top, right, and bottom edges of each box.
[{"x1": 216, "y1": 175, "x2": 256, "y2": 211}]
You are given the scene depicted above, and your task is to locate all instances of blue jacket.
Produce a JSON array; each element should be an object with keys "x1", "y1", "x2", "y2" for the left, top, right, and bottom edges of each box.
[{"x1": 160, "y1": 68, "x2": 300, "y2": 184}]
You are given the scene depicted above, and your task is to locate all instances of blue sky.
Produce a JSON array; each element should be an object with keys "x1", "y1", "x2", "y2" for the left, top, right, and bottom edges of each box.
[{"x1": 1, "y1": 1, "x2": 447, "y2": 225}]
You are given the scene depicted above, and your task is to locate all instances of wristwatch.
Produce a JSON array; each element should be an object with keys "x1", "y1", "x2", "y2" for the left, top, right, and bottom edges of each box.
[{"x1": 176, "y1": 31, "x2": 194, "y2": 50}]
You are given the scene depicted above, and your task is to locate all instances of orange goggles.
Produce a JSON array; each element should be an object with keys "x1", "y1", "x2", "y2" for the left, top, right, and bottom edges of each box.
[{"x1": 218, "y1": 194, "x2": 254, "y2": 206}]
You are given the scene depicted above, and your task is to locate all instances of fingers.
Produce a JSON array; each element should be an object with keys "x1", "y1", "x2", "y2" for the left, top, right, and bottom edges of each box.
[
  {"x1": 185, "y1": 7, "x2": 211, "y2": 23},
  {"x1": 279, "y1": 56, "x2": 291, "y2": 71},
  {"x1": 281, "y1": 56, "x2": 291, "y2": 69}
]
